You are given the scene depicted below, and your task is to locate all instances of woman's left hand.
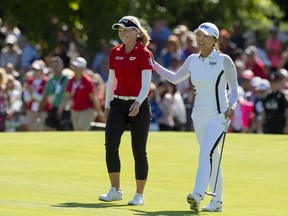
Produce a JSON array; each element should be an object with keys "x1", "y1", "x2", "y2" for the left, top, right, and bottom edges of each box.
[
  {"x1": 224, "y1": 107, "x2": 234, "y2": 119},
  {"x1": 129, "y1": 101, "x2": 140, "y2": 117}
]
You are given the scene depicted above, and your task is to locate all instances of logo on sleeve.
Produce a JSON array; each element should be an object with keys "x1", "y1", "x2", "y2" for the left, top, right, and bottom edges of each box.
[{"x1": 148, "y1": 58, "x2": 153, "y2": 66}]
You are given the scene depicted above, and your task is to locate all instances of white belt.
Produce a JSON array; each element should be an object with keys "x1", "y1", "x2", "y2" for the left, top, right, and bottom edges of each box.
[{"x1": 114, "y1": 95, "x2": 137, "y2": 101}]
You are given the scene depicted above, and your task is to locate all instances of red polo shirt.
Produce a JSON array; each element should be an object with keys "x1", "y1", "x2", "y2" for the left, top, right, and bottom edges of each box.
[
  {"x1": 66, "y1": 73, "x2": 96, "y2": 111},
  {"x1": 26, "y1": 76, "x2": 51, "y2": 112},
  {"x1": 109, "y1": 41, "x2": 154, "y2": 96}
]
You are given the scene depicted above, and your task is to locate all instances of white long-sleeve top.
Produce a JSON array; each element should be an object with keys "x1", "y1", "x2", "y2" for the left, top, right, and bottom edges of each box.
[
  {"x1": 154, "y1": 49, "x2": 239, "y2": 113},
  {"x1": 105, "y1": 69, "x2": 151, "y2": 108}
]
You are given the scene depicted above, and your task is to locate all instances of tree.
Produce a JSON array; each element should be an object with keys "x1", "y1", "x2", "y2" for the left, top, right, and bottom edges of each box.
[{"x1": 0, "y1": 0, "x2": 286, "y2": 61}]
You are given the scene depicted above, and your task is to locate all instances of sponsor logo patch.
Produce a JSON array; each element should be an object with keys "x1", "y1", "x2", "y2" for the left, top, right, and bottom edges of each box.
[
  {"x1": 130, "y1": 57, "x2": 136, "y2": 61},
  {"x1": 148, "y1": 58, "x2": 153, "y2": 66},
  {"x1": 115, "y1": 56, "x2": 124, "y2": 60},
  {"x1": 200, "y1": 24, "x2": 210, "y2": 29},
  {"x1": 209, "y1": 61, "x2": 217, "y2": 66}
]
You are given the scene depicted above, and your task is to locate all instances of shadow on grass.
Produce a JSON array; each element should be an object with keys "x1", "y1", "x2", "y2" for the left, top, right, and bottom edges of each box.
[
  {"x1": 52, "y1": 202, "x2": 127, "y2": 208},
  {"x1": 131, "y1": 209, "x2": 212, "y2": 216},
  {"x1": 131, "y1": 210, "x2": 201, "y2": 216},
  {"x1": 52, "y1": 202, "x2": 207, "y2": 215}
]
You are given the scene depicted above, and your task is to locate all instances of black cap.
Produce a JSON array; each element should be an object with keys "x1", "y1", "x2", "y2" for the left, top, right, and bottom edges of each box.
[{"x1": 112, "y1": 18, "x2": 139, "y2": 30}]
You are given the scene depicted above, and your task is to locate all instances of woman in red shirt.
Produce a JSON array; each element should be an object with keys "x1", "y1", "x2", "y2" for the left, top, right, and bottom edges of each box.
[
  {"x1": 99, "y1": 16, "x2": 153, "y2": 206},
  {"x1": 23, "y1": 60, "x2": 51, "y2": 131},
  {"x1": 58, "y1": 57, "x2": 103, "y2": 131}
]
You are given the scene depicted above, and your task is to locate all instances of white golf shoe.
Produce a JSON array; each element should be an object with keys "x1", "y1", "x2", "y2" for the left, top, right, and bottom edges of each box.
[
  {"x1": 202, "y1": 199, "x2": 223, "y2": 212},
  {"x1": 187, "y1": 193, "x2": 201, "y2": 211},
  {"x1": 99, "y1": 187, "x2": 123, "y2": 202},
  {"x1": 128, "y1": 193, "x2": 144, "y2": 206}
]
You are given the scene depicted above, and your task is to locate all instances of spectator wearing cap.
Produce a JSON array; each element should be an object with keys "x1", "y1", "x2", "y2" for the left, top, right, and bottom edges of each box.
[
  {"x1": 23, "y1": 60, "x2": 51, "y2": 131},
  {"x1": 0, "y1": 35, "x2": 21, "y2": 70},
  {"x1": 219, "y1": 29, "x2": 237, "y2": 58},
  {"x1": 4, "y1": 63, "x2": 20, "y2": 79},
  {"x1": 5, "y1": 74, "x2": 23, "y2": 131},
  {"x1": 245, "y1": 35, "x2": 271, "y2": 69},
  {"x1": 173, "y1": 24, "x2": 189, "y2": 48},
  {"x1": 261, "y1": 72, "x2": 288, "y2": 134},
  {"x1": 244, "y1": 45, "x2": 267, "y2": 79},
  {"x1": 40, "y1": 56, "x2": 70, "y2": 131},
  {"x1": 250, "y1": 78, "x2": 271, "y2": 133},
  {"x1": 182, "y1": 31, "x2": 199, "y2": 59},
  {"x1": 247, "y1": 76, "x2": 262, "y2": 103},
  {"x1": 240, "y1": 69, "x2": 254, "y2": 91},
  {"x1": 58, "y1": 57, "x2": 103, "y2": 131},
  {"x1": 240, "y1": 69, "x2": 258, "y2": 103}
]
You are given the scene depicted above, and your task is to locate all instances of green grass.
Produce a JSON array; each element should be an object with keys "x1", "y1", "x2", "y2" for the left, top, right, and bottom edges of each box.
[{"x1": 0, "y1": 131, "x2": 287, "y2": 216}]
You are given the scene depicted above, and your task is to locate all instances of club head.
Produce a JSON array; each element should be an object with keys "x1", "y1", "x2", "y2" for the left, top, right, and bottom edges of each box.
[{"x1": 205, "y1": 192, "x2": 216, "y2": 197}]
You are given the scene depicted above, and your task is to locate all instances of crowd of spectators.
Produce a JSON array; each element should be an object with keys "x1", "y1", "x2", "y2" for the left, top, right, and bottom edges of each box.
[{"x1": 0, "y1": 17, "x2": 287, "y2": 134}]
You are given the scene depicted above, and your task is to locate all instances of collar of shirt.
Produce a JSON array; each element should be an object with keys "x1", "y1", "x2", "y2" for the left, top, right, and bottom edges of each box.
[
  {"x1": 118, "y1": 41, "x2": 144, "y2": 54},
  {"x1": 198, "y1": 48, "x2": 217, "y2": 60}
]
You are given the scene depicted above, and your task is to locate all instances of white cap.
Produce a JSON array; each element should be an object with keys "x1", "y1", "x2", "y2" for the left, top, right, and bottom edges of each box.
[
  {"x1": 72, "y1": 57, "x2": 87, "y2": 68},
  {"x1": 43, "y1": 67, "x2": 51, "y2": 74},
  {"x1": 5, "y1": 35, "x2": 17, "y2": 44},
  {"x1": 32, "y1": 60, "x2": 45, "y2": 71},
  {"x1": 256, "y1": 79, "x2": 270, "y2": 91},
  {"x1": 241, "y1": 69, "x2": 254, "y2": 80},
  {"x1": 250, "y1": 76, "x2": 262, "y2": 87},
  {"x1": 194, "y1": 22, "x2": 219, "y2": 39}
]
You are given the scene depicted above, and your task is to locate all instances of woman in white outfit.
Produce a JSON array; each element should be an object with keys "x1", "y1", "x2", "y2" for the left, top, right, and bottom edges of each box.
[{"x1": 153, "y1": 22, "x2": 239, "y2": 212}]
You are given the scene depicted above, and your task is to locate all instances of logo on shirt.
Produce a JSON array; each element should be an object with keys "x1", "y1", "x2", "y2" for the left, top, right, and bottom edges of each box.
[
  {"x1": 130, "y1": 57, "x2": 136, "y2": 61},
  {"x1": 148, "y1": 58, "x2": 153, "y2": 66},
  {"x1": 115, "y1": 56, "x2": 124, "y2": 60},
  {"x1": 200, "y1": 24, "x2": 210, "y2": 29},
  {"x1": 209, "y1": 61, "x2": 217, "y2": 66}
]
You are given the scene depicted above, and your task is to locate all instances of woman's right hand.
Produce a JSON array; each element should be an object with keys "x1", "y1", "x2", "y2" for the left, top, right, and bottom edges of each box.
[{"x1": 103, "y1": 108, "x2": 110, "y2": 122}]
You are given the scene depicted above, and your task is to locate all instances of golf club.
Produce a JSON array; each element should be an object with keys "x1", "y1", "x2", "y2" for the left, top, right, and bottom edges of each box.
[{"x1": 205, "y1": 118, "x2": 230, "y2": 197}]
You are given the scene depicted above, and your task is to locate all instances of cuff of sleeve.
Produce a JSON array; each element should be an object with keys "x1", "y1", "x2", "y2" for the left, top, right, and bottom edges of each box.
[{"x1": 229, "y1": 103, "x2": 237, "y2": 109}]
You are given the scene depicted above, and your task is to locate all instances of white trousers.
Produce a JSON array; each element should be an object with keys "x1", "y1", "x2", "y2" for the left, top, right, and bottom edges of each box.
[{"x1": 192, "y1": 111, "x2": 226, "y2": 201}]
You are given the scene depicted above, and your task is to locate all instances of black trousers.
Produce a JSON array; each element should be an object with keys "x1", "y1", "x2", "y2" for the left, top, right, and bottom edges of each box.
[{"x1": 105, "y1": 98, "x2": 151, "y2": 180}]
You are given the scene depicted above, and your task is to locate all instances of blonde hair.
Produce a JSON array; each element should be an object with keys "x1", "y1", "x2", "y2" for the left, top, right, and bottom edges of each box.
[{"x1": 123, "y1": 15, "x2": 151, "y2": 47}]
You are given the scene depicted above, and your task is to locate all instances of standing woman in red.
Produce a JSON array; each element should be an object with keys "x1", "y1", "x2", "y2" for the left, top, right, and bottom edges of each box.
[{"x1": 99, "y1": 15, "x2": 153, "y2": 206}]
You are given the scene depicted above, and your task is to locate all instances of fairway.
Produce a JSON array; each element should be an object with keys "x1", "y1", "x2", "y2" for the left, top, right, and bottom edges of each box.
[{"x1": 0, "y1": 131, "x2": 287, "y2": 216}]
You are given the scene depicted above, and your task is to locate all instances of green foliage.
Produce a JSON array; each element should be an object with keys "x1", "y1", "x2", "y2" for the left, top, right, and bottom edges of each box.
[{"x1": 0, "y1": 0, "x2": 286, "y2": 60}]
